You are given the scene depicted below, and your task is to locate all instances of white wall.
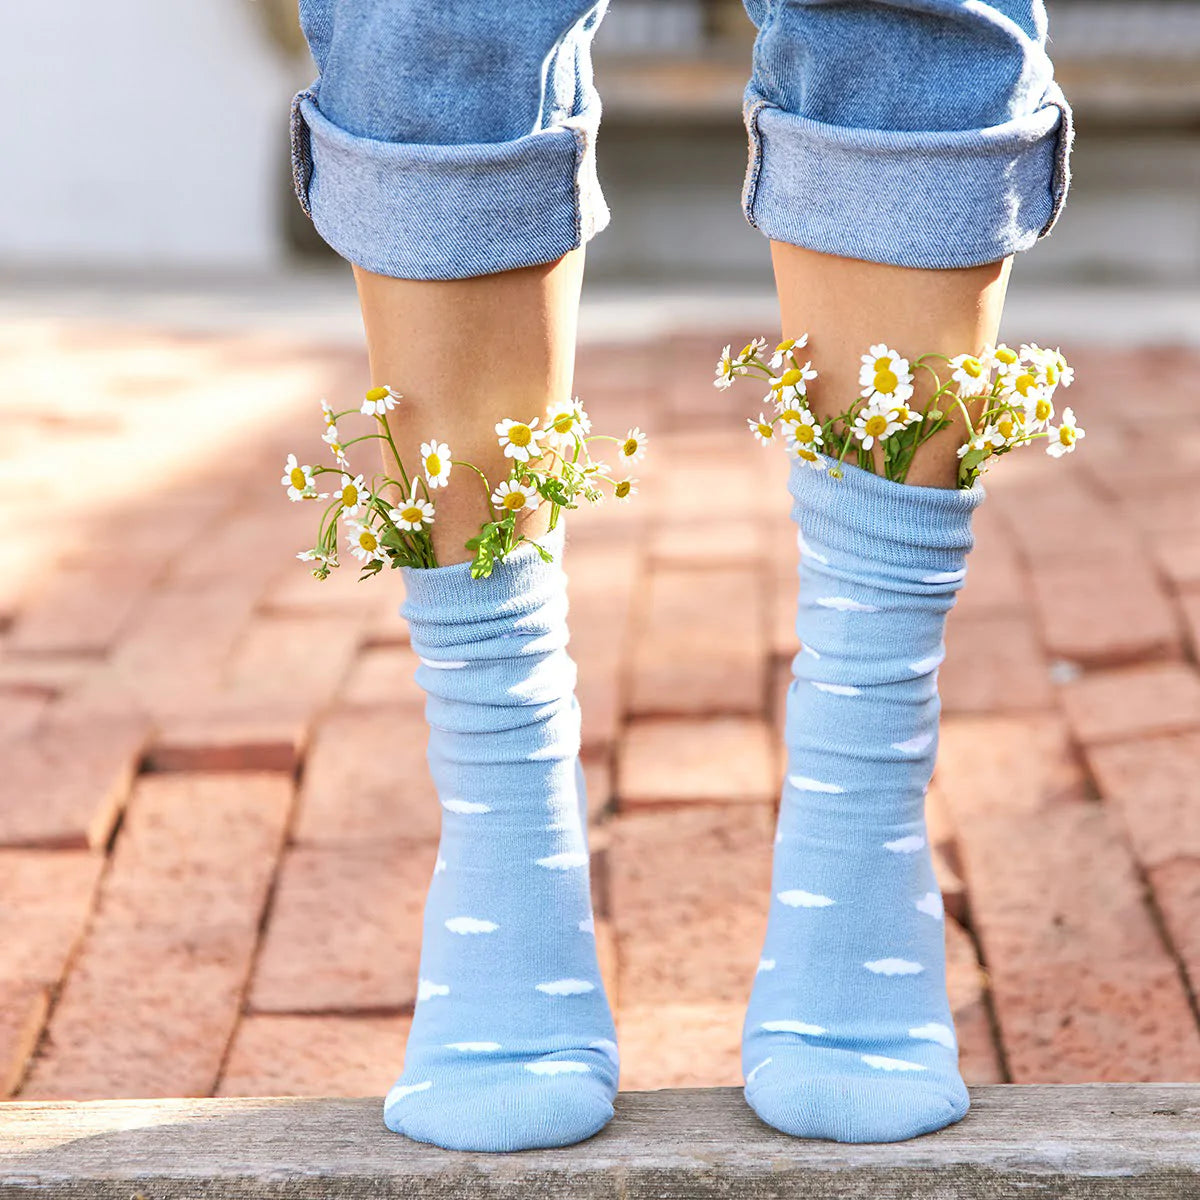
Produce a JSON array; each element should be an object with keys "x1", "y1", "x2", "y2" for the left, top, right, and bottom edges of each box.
[{"x1": 2, "y1": 1, "x2": 296, "y2": 270}]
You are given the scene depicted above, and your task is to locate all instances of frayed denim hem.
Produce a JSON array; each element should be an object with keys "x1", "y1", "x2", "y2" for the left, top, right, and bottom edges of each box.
[
  {"x1": 290, "y1": 86, "x2": 609, "y2": 281},
  {"x1": 741, "y1": 81, "x2": 1073, "y2": 270}
]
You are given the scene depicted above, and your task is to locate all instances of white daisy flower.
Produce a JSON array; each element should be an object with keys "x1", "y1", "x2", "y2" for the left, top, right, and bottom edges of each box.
[
  {"x1": 495, "y1": 417, "x2": 543, "y2": 462},
  {"x1": 769, "y1": 361, "x2": 818, "y2": 403},
  {"x1": 784, "y1": 408, "x2": 824, "y2": 452},
  {"x1": 389, "y1": 495, "x2": 436, "y2": 532},
  {"x1": 1047, "y1": 406, "x2": 1085, "y2": 457},
  {"x1": 769, "y1": 333, "x2": 809, "y2": 370},
  {"x1": 419, "y1": 440, "x2": 453, "y2": 489},
  {"x1": 859, "y1": 344, "x2": 914, "y2": 403},
  {"x1": 949, "y1": 353, "x2": 990, "y2": 397},
  {"x1": 852, "y1": 401, "x2": 903, "y2": 450},
  {"x1": 735, "y1": 337, "x2": 768, "y2": 365},
  {"x1": 361, "y1": 385, "x2": 399, "y2": 416},
  {"x1": 1025, "y1": 343, "x2": 1074, "y2": 391},
  {"x1": 336, "y1": 473, "x2": 370, "y2": 515},
  {"x1": 347, "y1": 521, "x2": 387, "y2": 563},
  {"x1": 280, "y1": 454, "x2": 322, "y2": 502},
  {"x1": 714, "y1": 345, "x2": 736, "y2": 390},
  {"x1": 491, "y1": 479, "x2": 540, "y2": 513},
  {"x1": 619, "y1": 427, "x2": 647, "y2": 465},
  {"x1": 1022, "y1": 388, "x2": 1056, "y2": 430},
  {"x1": 613, "y1": 478, "x2": 638, "y2": 503},
  {"x1": 888, "y1": 399, "x2": 924, "y2": 430},
  {"x1": 320, "y1": 399, "x2": 337, "y2": 427},
  {"x1": 297, "y1": 547, "x2": 335, "y2": 566},
  {"x1": 748, "y1": 414, "x2": 777, "y2": 446},
  {"x1": 1000, "y1": 363, "x2": 1047, "y2": 410},
  {"x1": 546, "y1": 398, "x2": 592, "y2": 441},
  {"x1": 322, "y1": 424, "x2": 348, "y2": 464},
  {"x1": 993, "y1": 407, "x2": 1025, "y2": 445},
  {"x1": 956, "y1": 424, "x2": 1006, "y2": 460},
  {"x1": 790, "y1": 441, "x2": 827, "y2": 470}
]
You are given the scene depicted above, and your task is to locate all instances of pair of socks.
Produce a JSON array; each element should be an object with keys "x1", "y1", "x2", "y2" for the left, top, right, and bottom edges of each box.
[{"x1": 384, "y1": 461, "x2": 980, "y2": 1151}]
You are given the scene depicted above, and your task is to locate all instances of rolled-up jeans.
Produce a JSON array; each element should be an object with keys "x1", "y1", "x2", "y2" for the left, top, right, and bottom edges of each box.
[{"x1": 291, "y1": 1, "x2": 1072, "y2": 279}]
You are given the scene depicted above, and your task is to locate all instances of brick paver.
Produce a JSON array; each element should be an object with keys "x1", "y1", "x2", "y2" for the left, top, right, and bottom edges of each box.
[{"x1": 2, "y1": 326, "x2": 1198, "y2": 1101}]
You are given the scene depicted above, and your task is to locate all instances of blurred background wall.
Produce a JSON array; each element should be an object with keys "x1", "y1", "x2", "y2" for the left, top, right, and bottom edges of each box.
[{"x1": 2, "y1": 0, "x2": 1198, "y2": 284}]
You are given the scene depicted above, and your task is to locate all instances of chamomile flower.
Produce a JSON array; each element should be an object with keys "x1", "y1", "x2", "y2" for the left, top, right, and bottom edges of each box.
[
  {"x1": 281, "y1": 454, "x2": 321, "y2": 501},
  {"x1": 495, "y1": 417, "x2": 543, "y2": 462},
  {"x1": 297, "y1": 547, "x2": 335, "y2": 567},
  {"x1": 735, "y1": 337, "x2": 768, "y2": 365},
  {"x1": 1025, "y1": 343, "x2": 1074, "y2": 391},
  {"x1": 984, "y1": 343, "x2": 1020, "y2": 372},
  {"x1": 322, "y1": 423, "x2": 349, "y2": 465},
  {"x1": 956, "y1": 424, "x2": 1006, "y2": 460},
  {"x1": 784, "y1": 408, "x2": 824, "y2": 452},
  {"x1": 790, "y1": 440, "x2": 827, "y2": 470},
  {"x1": 852, "y1": 401, "x2": 902, "y2": 450},
  {"x1": 769, "y1": 333, "x2": 809, "y2": 370},
  {"x1": 714, "y1": 345, "x2": 736, "y2": 390},
  {"x1": 361, "y1": 385, "x2": 399, "y2": 416},
  {"x1": 336, "y1": 473, "x2": 370, "y2": 516},
  {"x1": 748, "y1": 414, "x2": 777, "y2": 446},
  {"x1": 319, "y1": 399, "x2": 337, "y2": 427},
  {"x1": 859, "y1": 344, "x2": 914, "y2": 403},
  {"x1": 949, "y1": 353, "x2": 990, "y2": 397},
  {"x1": 769, "y1": 361, "x2": 818, "y2": 403},
  {"x1": 993, "y1": 407, "x2": 1025, "y2": 444},
  {"x1": 419, "y1": 440, "x2": 452, "y2": 488},
  {"x1": 347, "y1": 521, "x2": 387, "y2": 563},
  {"x1": 888, "y1": 399, "x2": 924, "y2": 430},
  {"x1": 613, "y1": 478, "x2": 639, "y2": 503},
  {"x1": 999, "y1": 362, "x2": 1047, "y2": 408},
  {"x1": 1046, "y1": 407, "x2": 1085, "y2": 457},
  {"x1": 389, "y1": 494, "x2": 436, "y2": 532},
  {"x1": 619, "y1": 427, "x2": 648, "y2": 465},
  {"x1": 491, "y1": 479, "x2": 540, "y2": 513},
  {"x1": 1022, "y1": 389, "x2": 1056, "y2": 430},
  {"x1": 546, "y1": 398, "x2": 592, "y2": 441}
]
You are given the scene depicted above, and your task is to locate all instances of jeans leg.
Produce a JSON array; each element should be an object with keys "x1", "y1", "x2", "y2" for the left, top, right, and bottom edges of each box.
[
  {"x1": 292, "y1": 0, "x2": 611, "y2": 279},
  {"x1": 741, "y1": 0, "x2": 1073, "y2": 268}
]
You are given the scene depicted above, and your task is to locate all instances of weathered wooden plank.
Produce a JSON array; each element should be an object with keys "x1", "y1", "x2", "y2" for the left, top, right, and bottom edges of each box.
[{"x1": 0, "y1": 1086, "x2": 1196, "y2": 1199}]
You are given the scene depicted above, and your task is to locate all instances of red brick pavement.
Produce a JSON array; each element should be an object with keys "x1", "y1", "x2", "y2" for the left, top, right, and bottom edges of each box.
[{"x1": 1, "y1": 321, "x2": 1199, "y2": 1099}]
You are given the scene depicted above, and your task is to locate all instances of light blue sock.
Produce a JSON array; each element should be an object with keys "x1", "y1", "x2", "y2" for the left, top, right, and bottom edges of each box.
[
  {"x1": 743, "y1": 459, "x2": 982, "y2": 1143},
  {"x1": 383, "y1": 528, "x2": 618, "y2": 1152}
]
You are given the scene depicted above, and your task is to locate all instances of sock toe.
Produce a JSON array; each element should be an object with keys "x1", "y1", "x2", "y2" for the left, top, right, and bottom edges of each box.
[
  {"x1": 384, "y1": 1061, "x2": 615, "y2": 1152},
  {"x1": 746, "y1": 1065, "x2": 968, "y2": 1143}
]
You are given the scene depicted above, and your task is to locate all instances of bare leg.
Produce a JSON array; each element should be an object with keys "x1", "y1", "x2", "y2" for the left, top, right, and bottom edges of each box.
[
  {"x1": 770, "y1": 243, "x2": 1012, "y2": 487},
  {"x1": 353, "y1": 249, "x2": 585, "y2": 563}
]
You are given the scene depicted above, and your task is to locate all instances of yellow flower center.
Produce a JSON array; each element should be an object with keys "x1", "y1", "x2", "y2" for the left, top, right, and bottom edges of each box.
[
  {"x1": 425, "y1": 454, "x2": 442, "y2": 476},
  {"x1": 893, "y1": 406, "x2": 911, "y2": 423},
  {"x1": 552, "y1": 413, "x2": 574, "y2": 434},
  {"x1": 873, "y1": 368, "x2": 899, "y2": 394},
  {"x1": 614, "y1": 480, "x2": 632, "y2": 499},
  {"x1": 863, "y1": 414, "x2": 890, "y2": 437},
  {"x1": 341, "y1": 483, "x2": 359, "y2": 507},
  {"x1": 874, "y1": 356, "x2": 891, "y2": 371},
  {"x1": 779, "y1": 408, "x2": 802, "y2": 425},
  {"x1": 739, "y1": 342, "x2": 756, "y2": 359},
  {"x1": 365, "y1": 386, "x2": 389, "y2": 403},
  {"x1": 399, "y1": 506, "x2": 423, "y2": 525},
  {"x1": 793, "y1": 423, "x2": 816, "y2": 444},
  {"x1": 996, "y1": 347, "x2": 1018, "y2": 365},
  {"x1": 289, "y1": 467, "x2": 307, "y2": 490},
  {"x1": 501, "y1": 491, "x2": 527, "y2": 511},
  {"x1": 508, "y1": 424, "x2": 532, "y2": 447},
  {"x1": 796, "y1": 446, "x2": 819, "y2": 462},
  {"x1": 1045, "y1": 366, "x2": 1058, "y2": 385},
  {"x1": 1035, "y1": 398, "x2": 1052, "y2": 421},
  {"x1": 962, "y1": 357, "x2": 983, "y2": 378},
  {"x1": 358, "y1": 529, "x2": 378, "y2": 551},
  {"x1": 756, "y1": 423, "x2": 774, "y2": 439},
  {"x1": 781, "y1": 368, "x2": 803, "y2": 387},
  {"x1": 622, "y1": 437, "x2": 639, "y2": 457},
  {"x1": 1058, "y1": 425, "x2": 1074, "y2": 446},
  {"x1": 997, "y1": 416, "x2": 1015, "y2": 439},
  {"x1": 1014, "y1": 372, "x2": 1037, "y2": 397}
]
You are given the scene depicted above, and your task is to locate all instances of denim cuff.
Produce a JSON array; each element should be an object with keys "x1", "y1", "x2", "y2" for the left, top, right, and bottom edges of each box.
[
  {"x1": 742, "y1": 81, "x2": 1073, "y2": 270},
  {"x1": 290, "y1": 87, "x2": 609, "y2": 280}
]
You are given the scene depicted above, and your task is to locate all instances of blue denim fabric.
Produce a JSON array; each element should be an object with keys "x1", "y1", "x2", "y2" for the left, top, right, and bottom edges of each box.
[{"x1": 292, "y1": 0, "x2": 1071, "y2": 279}]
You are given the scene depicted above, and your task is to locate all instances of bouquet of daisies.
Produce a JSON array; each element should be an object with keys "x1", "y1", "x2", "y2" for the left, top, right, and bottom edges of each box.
[
  {"x1": 282, "y1": 387, "x2": 645, "y2": 580},
  {"x1": 717, "y1": 336, "x2": 1081, "y2": 487}
]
